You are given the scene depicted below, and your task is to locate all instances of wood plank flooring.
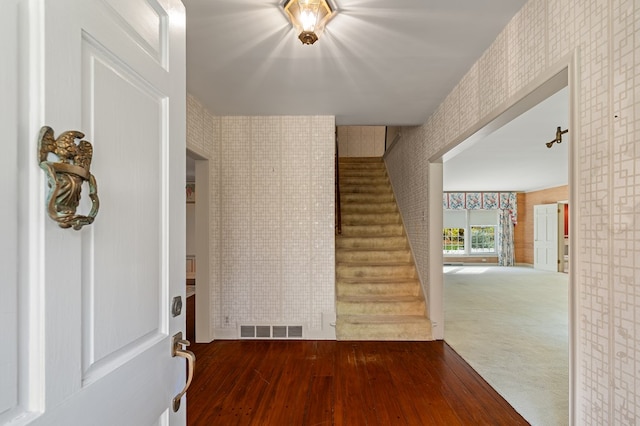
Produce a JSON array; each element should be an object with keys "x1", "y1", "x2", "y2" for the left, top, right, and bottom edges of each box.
[{"x1": 185, "y1": 325, "x2": 529, "y2": 425}]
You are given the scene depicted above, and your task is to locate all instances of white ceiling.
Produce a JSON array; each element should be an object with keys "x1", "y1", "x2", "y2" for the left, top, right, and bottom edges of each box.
[
  {"x1": 443, "y1": 87, "x2": 569, "y2": 193},
  {"x1": 183, "y1": 0, "x2": 528, "y2": 126},
  {"x1": 184, "y1": 0, "x2": 567, "y2": 193}
]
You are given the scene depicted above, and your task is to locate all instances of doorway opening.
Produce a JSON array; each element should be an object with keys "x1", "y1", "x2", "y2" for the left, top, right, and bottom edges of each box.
[
  {"x1": 429, "y1": 59, "x2": 577, "y2": 426},
  {"x1": 186, "y1": 148, "x2": 213, "y2": 343}
]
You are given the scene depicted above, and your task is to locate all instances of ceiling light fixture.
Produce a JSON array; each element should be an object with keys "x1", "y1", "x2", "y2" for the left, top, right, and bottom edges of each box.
[
  {"x1": 282, "y1": 0, "x2": 336, "y2": 45},
  {"x1": 546, "y1": 126, "x2": 568, "y2": 148}
]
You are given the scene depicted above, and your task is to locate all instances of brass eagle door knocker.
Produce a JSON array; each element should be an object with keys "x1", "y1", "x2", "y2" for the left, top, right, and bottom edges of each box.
[{"x1": 38, "y1": 126, "x2": 100, "y2": 230}]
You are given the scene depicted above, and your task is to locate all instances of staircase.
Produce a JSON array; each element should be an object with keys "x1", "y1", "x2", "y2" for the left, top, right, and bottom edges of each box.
[{"x1": 335, "y1": 157, "x2": 432, "y2": 341}]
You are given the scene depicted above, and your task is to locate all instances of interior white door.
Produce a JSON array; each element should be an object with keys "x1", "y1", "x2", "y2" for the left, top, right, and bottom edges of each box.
[
  {"x1": 533, "y1": 204, "x2": 559, "y2": 272},
  {"x1": 0, "y1": 1, "x2": 20, "y2": 423},
  {"x1": 5, "y1": 0, "x2": 187, "y2": 425}
]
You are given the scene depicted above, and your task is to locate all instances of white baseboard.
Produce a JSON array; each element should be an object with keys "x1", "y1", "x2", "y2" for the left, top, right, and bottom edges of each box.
[
  {"x1": 213, "y1": 328, "x2": 238, "y2": 339},
  {"x1": 305, "y1": 328, "x2": 336, "y2": 340}
]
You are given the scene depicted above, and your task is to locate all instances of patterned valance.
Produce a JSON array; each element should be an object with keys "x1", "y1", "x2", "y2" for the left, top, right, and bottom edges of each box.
[{"x1": 443, "y1": 192, "x2": 518, "y2": 224}]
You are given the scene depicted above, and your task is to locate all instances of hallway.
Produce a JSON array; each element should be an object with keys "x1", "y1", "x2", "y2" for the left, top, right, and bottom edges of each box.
[{"x1": 186, "y1": 339, "x2": 528, "y2": 425}]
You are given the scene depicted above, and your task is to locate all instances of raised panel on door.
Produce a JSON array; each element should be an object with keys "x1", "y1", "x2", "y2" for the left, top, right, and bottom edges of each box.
[
  {"x1": 81, "y1": 38, "x2": 167, "y2": 381},
  {"x1": 101, "y1": 0, "x2": 168, "y2": 67}
]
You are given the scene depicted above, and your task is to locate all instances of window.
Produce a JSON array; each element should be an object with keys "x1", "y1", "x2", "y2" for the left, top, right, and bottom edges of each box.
[
  {"x1": 443, "y1": 209, "x2": 497, "y2": 255},
  {"x1": 471, "y1": 226, "x2": 495, "y2": 253},
  {"x1": 443, "y1": 227, "x2": 465, "y2": 254}
]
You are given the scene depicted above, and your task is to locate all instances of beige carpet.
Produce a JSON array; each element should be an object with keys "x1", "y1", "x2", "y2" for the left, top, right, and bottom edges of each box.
[
  {"x1": 444, "y1": 265, "x2": 569, "y2": 426},
  {"x1": 335, "y1": 157, "x2": 431, "y2": 340}
]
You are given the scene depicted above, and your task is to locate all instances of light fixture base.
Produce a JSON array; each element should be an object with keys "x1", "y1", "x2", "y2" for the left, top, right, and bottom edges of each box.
[
  {"x1": 282, "y1": 0, "x2": 337, "y2": 45},
  {"x1": 298, "y1": 31, "x2": 318, "y2": 45}
]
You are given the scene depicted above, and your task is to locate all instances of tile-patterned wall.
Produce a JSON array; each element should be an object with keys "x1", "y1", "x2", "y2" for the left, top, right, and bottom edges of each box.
[
  {"x1": 337, "y1": 126, "x2": 386, "y2": 157},
  {"x1": 187, "y1": 95, "x2": 336, "y2": 339},
  {"x1": 385, "y1": 0, "x2": 640, "y2": 423}
]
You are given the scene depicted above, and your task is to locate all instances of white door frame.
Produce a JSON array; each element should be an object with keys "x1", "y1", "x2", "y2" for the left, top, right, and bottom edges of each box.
[
  {"x1": 429, "y1": 51, "x2": 580, "y2": 425},
  {"x1": 187, "y1": 147, "x2": 214, "y2": 343}
]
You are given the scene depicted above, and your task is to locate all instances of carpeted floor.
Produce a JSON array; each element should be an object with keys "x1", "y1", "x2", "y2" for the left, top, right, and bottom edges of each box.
[{"x1": 444, "y1": 265, "x2": 569, "y2": 426}]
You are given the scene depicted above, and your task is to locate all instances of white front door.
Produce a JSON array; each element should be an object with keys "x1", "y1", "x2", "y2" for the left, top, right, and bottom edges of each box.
[
  {"x1": 2, "y1": 0, "x2": 188, "y2": 425},
  {"x1": 533, "y1": 204, "x2": 559, "y2": 272}
]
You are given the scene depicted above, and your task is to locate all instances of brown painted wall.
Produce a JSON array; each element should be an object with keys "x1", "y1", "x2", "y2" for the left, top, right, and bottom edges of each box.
[{"x1": 514, "y1": 185, "x2": 569, "y2": 265}]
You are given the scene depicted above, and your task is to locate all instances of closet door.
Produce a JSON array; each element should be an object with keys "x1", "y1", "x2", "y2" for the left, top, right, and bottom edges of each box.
[{"x1": 533, "y1": 204, "x2": 559, "y2": 272}]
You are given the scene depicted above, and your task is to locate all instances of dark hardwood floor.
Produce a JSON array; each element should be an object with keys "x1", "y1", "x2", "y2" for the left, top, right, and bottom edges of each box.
[
  {"x1": 186, "y1": 294, "x2": 195, "y2": 342},
  {"x1": 185, "y1": 301, "x2": 528, "y2": 425}
]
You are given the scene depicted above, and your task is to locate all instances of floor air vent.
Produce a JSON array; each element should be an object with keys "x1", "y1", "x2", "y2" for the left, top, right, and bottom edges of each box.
[{"x1": 239, "y1": 325, "x2": 303, "y2": 339}]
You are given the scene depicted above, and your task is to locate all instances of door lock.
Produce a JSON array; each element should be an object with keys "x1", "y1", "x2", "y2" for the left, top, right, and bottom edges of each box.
[{"x1": 171, "y1": 296, "x2": 182, "y2": 317}]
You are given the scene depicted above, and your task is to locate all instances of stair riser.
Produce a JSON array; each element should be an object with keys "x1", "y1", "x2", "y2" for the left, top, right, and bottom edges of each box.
[
  {"x1": 337, "y1": 300, "x2": 425, "y2": 316},
  {"x1": 340, "y1": 168, "x2": 386, "y2": 175},
  {"x1": 341, "y1": 193, "x2": 395, "y2": 203},
  {"x1": 336, "y1": 323, "x2": 432, "y2": 341},
  {"x1": 339, "y1": 157, "x2": 383, "y2": 162},
  {"x1": 336, "y1": 282, "x2": 420, "y2": 297},
  {"x1": 340, "y1": 226, "x2": 403, "y2": 237},
  {"x1": 337, "y1": 265, "x2": 416, "y2": 279},
  {"x1": 339, "y1": 170, "x2": 387, "y2": 179},
  {"x1": 339, "y1": 161, "x2": 384, "y2": 168},
  {"x1": 340, "y1": 185, "x2": 393, "y2": 194},
  {"x1": 336, "y1": 237, "x2": 407, "y2": 250},
  {"x1": 340, "y1": 177, "x2": 389, "y2": 186},
  {"x1": 336, "y1": 250, "x2": 410, "y2": 263},
  {"x1": 341, "y1": 203, "x2": 397, "y2": 214},
  {"x1": 342, "y1": 213, "x2": 400, "y2": 225}
]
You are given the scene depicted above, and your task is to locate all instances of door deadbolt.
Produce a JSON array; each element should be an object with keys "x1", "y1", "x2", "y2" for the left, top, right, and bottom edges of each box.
[{"x1": 171, "y1": 296, "x2": 182, "y2": 317}]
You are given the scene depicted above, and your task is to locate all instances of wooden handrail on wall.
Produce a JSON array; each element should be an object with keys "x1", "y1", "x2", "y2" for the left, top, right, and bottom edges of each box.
[{"x1": 335, "y1": 130, "x2": 341, "y2": 235}]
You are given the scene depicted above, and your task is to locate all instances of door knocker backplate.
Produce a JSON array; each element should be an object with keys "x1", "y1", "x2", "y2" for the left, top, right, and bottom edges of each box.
[{"x1": 38, "y1": 126, "x2": 100, "y2": 230}]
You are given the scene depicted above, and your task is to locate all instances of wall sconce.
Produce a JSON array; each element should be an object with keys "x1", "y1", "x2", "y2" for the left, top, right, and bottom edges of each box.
[
  {"x1": 546, "y1": 126, "x2": 568, "y2": 148},
  {"x1": 282, "y1": 0, "x2": 337, "y2": 45}
]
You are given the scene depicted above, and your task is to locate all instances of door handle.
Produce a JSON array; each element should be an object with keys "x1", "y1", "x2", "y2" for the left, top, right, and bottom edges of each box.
[{"x1": 172, "y1": 332, "x2": 196, "y2": 412}]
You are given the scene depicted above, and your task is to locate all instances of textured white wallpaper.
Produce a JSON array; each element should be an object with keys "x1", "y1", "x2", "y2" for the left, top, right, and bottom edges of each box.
[
  {"x1": 187, "y1": 95, "x2": 336, "y2": 339},
  {"x1": 337, "y1": 126, "x2": 386, "y2": 157},
  {"x1": 385, "y1": 0, "x2": 640, "y2": 424}
]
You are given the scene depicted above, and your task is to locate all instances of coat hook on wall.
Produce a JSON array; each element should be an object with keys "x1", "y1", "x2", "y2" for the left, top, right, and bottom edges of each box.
[{"x1": 546, "y1": 126, "x2": 568, "y2": 148}]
